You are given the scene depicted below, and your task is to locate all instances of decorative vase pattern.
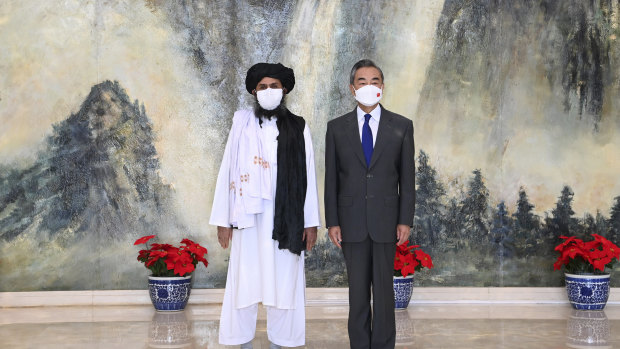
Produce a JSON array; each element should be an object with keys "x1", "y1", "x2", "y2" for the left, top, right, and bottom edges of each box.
[
  {"x1": 564, "y1": 273, "x2": 610, "y2": 310},
  {"x1": 393, "y1": 275, "x2": 414, "y2": 309},
  {"x1": 148, "y1": 275, "x2": 192, "y2": 312}
]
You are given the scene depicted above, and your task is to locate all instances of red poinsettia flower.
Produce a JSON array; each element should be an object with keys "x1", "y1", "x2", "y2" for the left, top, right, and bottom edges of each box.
[
  {"x1": 394, "y1": 241, "x2": 433, "y2": 277},
  {"x1": 164, "y1": 247, "x2": 182, "y2": 259},
  {"x1": 181, "y1": 238, "x2": 196, "y2": 246},
  {"x1": 134, "y1": 235, "x2": 156, "y2": 245},
  {"x1": 561, "y1": 246, "x2": 586, "y2": 260},
  {"x1": 401, "y1": 262, "x2": 417, "y2": 277},
  {"x1": 145, "y1": 250, "x2": 167, "y2": 267},
  {"x1": 137, "y1": 249, "x2": 150, "y2": 261},
  {"x1": 397, "y1": 244, "x2": 417, "y2": 254},
  {"x1": 404, "y1": 253, "x2": 416, "y2": 265},
  {"x1": 173, "y1": 260, "x2": 196, "y2": 276},
  {"x1": 415, "y1": 250, "x2": 434, "y2": 269},
  {"x1": 594, "y1": 234, "x2": 620, "y2": 259},
  {"x1": 159, "y1": 244, "x2": 175, "y2": 251},
  {"x1": 195, "y1": 255, "x2": 209, "y2": 267},
  {"x1": 553, "y1": 258, "x2": 565, "y2": 271},
  {"x1": 554, "y1": 234, "x2": 620, "y2": 274},
  {"x1": 583, "y1": 239, "x2": 601, "y2": 252},
  {"x1": 149, "y1": 250, "x2": 167, "y2": 258},
  {"x1": 134, "y1": 235, "x2": 209, "y2": 277},
  {"x1": 166, "y1": 252, "x2": 195, "y2": 276},
  {"x1": 187, "y1": 243, "x2": 208, "y2": 258},
  {"x1": 165, "y1": 248, "x2": 190, "y2": 265},
  {"x1": 591, "y1": 255, "x2": 613, "y2": 271},
  {"x1": 394, "y1": 257, "x2": 404, "y2": 271},
  {"x1": 555, "y1": 236, "x2": 578, "y2": 251},
  {"x1": 146, "y1": 257, "x2": 162, "y2": 268},
  {"x1": 589, "y1": 249, "x2": 606, "y2": 259},
  {"x1": 608, "y1": 245, "x2": 620, "y2": 259}
]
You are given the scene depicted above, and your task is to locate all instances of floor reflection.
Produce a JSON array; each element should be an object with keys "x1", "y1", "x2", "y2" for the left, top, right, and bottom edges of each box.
[
  {"x1": 566, "y1": 309, "x2": 611, "y2": 349},
  {"x1": 149, "y1": 311, "x2": 194, "y2": 348},
  {"x1": 395, "y1": 309, "x2": 415, "y2": 346},
  {"x1": 1, "y1": 304, "x2": 620, "y2": 348}
]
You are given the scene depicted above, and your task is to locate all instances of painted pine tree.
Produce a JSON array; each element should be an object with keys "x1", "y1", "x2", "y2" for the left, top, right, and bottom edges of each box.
[
  {"x1": 609, "y1": 196, "x2": 620, "y2": 244},
  {"x1": 556, "y1": 186, "x2": 580, "y2": 233},
  {"x1": 512, "y1": 187, "x2": 541, "y2": 257},
  {"x1": 413, "y1": 150, "x2": 446, "y2": 248},
  {"x1": 461, "y1": 169, "x2": 490, "y2": 244}
]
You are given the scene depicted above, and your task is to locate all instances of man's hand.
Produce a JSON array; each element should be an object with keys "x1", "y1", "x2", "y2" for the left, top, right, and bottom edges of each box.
[
  {"x1": 303, "y1": 227, "x2": 318, "y2": 252},
  {"x1": 217, "y1": 226, "x2": 233, "y2": 249},
  {"x1": 328, "y1": 226, "x2": 342, "y2": 249},
  {"x1": 396, "y1": 224, "x2": 410, "y2": 246}
]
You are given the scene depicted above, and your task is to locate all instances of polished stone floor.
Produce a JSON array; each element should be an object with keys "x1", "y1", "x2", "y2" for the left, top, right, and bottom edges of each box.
[{"x1": 1, "y1": 304, "x2": 619, "y2": 348}]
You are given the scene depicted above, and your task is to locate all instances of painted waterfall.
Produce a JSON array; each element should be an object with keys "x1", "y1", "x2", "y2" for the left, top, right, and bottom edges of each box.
[{"x1": 1, "y1": 0, "x2": 620, "y2": 291}]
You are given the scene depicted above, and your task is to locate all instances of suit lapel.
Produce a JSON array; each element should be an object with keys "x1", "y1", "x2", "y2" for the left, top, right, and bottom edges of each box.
[
  {"x1": 344, "y1": 110, "x2": 367, "y2": 168},
  {"x1": 369, "y1": 107, "x2": 394, "y2": 170}
]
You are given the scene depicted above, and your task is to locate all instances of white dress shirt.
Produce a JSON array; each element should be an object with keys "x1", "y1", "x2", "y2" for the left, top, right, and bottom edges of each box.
[{"x1": 356, "y1": 104, "x2": 381, "y2": 146}]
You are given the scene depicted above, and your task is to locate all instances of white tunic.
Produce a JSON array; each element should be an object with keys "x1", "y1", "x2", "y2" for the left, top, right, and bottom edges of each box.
[{"x1": 210, "y1": 114, "x2": 320, "y2": 309}]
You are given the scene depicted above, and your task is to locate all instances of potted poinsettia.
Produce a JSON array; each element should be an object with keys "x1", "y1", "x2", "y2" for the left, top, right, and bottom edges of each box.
[
  {"x1": 393, "y1": 241, "x2": 433, "y2": 309},
  {"x1": 553, "y1": 234, "x2": 620, "y2": 310},
  {"x1": 134, "y1": 235, "x2": 208, "y2": 311}
]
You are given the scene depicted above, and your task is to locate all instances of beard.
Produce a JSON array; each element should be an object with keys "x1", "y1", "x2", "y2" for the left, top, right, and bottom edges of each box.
[{"x1": 254, "y1": 95, "x2": 288, "y2": 126}]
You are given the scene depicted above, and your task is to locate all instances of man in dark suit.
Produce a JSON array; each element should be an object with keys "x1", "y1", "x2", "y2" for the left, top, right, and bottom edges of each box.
[{"x1": 324, "y1": 59, "x2": 415, "y2": 349}]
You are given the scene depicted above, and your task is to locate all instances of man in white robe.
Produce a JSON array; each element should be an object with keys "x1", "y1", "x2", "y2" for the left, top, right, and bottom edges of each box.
[{"x1": 210, "y1": 63, "x2": 320, "y2": 349}]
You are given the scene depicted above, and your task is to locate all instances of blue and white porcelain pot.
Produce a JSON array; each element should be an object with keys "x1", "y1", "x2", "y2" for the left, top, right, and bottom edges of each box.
[
  {"x1": 148, "y1": 275, "x2": 192, "y2": 312},
  {"x1": 393, "y1": 274, "x2": 414, "y2": 309},
  {"x1": 564, "y1": 273, "x2": 610, "y2": 310}
]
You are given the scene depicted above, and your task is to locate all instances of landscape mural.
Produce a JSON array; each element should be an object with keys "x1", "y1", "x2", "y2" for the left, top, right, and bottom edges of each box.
[{"x1": 1, "y1": 0, "x2": 620, "y2": 291}]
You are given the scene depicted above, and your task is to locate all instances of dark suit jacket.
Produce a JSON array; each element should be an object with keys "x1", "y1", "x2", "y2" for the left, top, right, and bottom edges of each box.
[{"x1": 324, "y1": 106, "x2": 415, "y2": 243}]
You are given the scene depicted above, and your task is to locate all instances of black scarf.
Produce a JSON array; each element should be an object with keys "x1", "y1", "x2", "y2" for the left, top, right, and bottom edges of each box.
[
  {"x1": 270, "y1": 109, "x2": 307, "y2": 255},
  {"x1": 254, "y1": 103, "x2": 307, "y2": 254}
]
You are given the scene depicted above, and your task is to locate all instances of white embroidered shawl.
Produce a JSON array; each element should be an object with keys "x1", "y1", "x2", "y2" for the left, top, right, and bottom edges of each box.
[{"x1": 228, "y1": 109, "x2": 272, "y2": 228}]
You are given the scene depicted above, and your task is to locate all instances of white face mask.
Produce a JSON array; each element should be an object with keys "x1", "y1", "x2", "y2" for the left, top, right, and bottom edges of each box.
[
  {"x1": 354, "y1": 85, "x2": 383, "y2": 107},
  {"x1": 256, "y1": 88, "x2": 283, "y2": 110}
]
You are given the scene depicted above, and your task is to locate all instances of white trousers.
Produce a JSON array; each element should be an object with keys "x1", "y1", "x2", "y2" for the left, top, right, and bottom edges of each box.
[
  {"x1": 219, "y1": 304, "x2": 306, "y2": 347},
  {"x1": 218, "y1": 227, "x2": 306, "y2": 347},
  {"x1": 218, "y1": 278, "x2": 306, "y2": 347}
]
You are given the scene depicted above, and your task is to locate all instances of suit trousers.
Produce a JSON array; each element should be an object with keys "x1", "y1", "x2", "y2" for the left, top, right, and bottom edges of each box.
[{"x1": 342, "y1": 237, "x2": 396, "y2": 349}]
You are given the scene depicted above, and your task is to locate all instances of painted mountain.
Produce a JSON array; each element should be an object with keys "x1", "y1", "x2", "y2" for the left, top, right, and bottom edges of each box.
[{"x1": 0, "y1": 81, "x2": 187, "y2": 291}]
